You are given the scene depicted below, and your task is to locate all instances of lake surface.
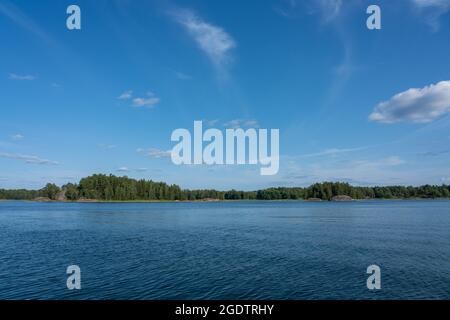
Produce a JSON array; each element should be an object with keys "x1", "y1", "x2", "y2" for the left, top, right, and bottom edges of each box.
[{"x1": 0, "y1": 200, "x2": 449, "y2": 300}]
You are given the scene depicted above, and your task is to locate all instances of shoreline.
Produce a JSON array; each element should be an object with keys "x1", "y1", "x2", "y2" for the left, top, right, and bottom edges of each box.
[{"x1": 2, "y1": 198, "x2": 450, "y2": 203}]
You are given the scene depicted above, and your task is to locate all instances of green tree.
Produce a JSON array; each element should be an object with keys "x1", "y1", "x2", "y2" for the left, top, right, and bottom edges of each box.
[{"x1": 40, "y1": 183, "x2": 61, "y2": 200}]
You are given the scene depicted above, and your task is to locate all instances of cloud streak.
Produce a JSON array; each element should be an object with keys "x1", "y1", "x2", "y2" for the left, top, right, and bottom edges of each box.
[
  {"x1": 0, "y1": 152, "x2": 58, "y2": 165},
  {"x1": 9, "y1": 73, "x2": 36, "y2": 80},
  {"x1": 298, "y1": 147, "x2": 366, "y2": 158},
  {"x1": 223, "y1": 119, "x2": 260, "y2": 129},
  {"x1": 137, "y1": 148, "x2": 171, "y2": 159},
  {"x1": 0, "y1": 1, "x2": 53, "y2": 43}
]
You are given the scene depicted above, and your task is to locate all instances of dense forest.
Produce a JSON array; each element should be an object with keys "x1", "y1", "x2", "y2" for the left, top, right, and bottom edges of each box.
[{"x1": 1, "y1": 174, "x2": 450, "y2": 201}]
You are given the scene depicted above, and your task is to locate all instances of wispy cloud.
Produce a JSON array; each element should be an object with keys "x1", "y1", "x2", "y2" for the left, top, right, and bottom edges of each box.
[
  {"x1": 353, "y1": 156, "x2": 406, "y2": 168},
  {"x1": 298, "y1": 147, "x2": 367, "y2": 158},
  {"x1": 275, "y1": 0, "x2": 344, "y2": 22},
  {"x1": 418, "y1": 149, "x2": 450, "y2": 157},
  {"x1": 132, "y1": 97, "x2": 160, "y2": 108},
  {"x1": 10, "y1": 134, "x2": 24, "y2": 140},
  {"x1": 116, "y1": 166, "x2": 149, "y2": 173},
  {"x1": 137, "y1": 148, "x2": 171, "y2": 159},
  {"x1": 0, "y1": 1, "x2": 52, "y2": 43},
  {"x1": 281, "y1": 155, "x2": 407, "y2": 186},
  {"x1": 174, "y1": 71, "x2": 192, "y2": 80},
  {"x1": 410, "y1": 0, "x2": 450, "y2": 31},
  {"x1": 131, "y1": 92, "x2": 160, "y2": 108},
  {"x1": 172, "y1": 8, "x2": 236, "y2": 68},
  {"x1": 97, "y1": 144, "x2": 117, "y2": 150},
  {"x1": 203, "y1": 119, "x2": 220, "y2": 127},
  {"x1": 9, "y1": 73, "x2": 36, "y2": 81},
  {"x1": 317, "y1": 0, "x2": 343, "y2": 23},
  {"x1": 223, "y1": 119, "x2": 260, "y2": 129},
  {"x1": 369, "y1": 81, "x2": 450, "y2": 123},
  {"x1": 0, "y1": 152, "x2": 58, "y2": 165},
  {"x1": 118, "y1": 90, "x2": 133, "y2": 100},
  {"x1": 118, "y1": 90, "x2": 160, "y2": 108},
  {"x1": 441, "y1": 176, "x2": 450, "y2": 183}
]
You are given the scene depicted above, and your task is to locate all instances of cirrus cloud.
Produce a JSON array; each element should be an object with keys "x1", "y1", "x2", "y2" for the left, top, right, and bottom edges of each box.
[
  {"x1": 137, "y1": 148, "x2": 171, "y2": 159},
  {"x1": 0, "y1": 152, "x2": 58, "y2": 165},
  {"x1": 9, "y1": 73, "x2": 36, "y2": 80},
  {"x1": 369, "y1": 81, "x2": 450, "y2": 123},
  {"x1": 410, "y1": 0, "x2": 450, "y2": 31},
  {"x1": 173, "y1": 9, "x2": 236, "y2": 68}
]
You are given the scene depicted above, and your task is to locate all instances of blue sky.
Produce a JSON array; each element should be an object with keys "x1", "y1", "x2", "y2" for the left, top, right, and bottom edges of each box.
[{"x1": 1, "y1": 0, "x2": 450, "y2": 190}]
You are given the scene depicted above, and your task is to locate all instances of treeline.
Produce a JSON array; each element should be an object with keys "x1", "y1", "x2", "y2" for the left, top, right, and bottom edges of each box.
[{"x1": 1, "y1": 174, "x2": 450, "y2": 201}]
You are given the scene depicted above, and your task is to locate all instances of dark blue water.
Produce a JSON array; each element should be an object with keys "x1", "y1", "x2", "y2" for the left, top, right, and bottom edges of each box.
[{"x1": 0, "y1": 200, "x2": 449, "y2": 299}]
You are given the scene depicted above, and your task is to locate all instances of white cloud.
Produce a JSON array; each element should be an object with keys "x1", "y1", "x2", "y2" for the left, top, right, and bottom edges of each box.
[
  {"x1": 118, "y1": 90, "x2": 133, "y2": 100},
  {"x1": 0, "y1": 152, "x2": 58, "y2": 165},
  {"x1": 131, "y1": 92, "x2": 160, "y2": 108},
  {"x1": 173, "y1": 9, "x2": 236, "y2": 67},
  {"x1": 118, "y1": 90, "x2": 160, "y2": 108},
  {"x1": 369, "y1": 81, "x2": 450, "y2": 123},
  {"x1": 116, "y1": 167, "x2": 130, "y2": 172},
  {"x1": 11, "y1": 134, "x2": 24, "y2": 140},
  {"x1": 9, "y1": 73, "x2": 35, "y2": 80},
  {"x1": 132, "y1": 97, "x2": 160, "y2": 107}
]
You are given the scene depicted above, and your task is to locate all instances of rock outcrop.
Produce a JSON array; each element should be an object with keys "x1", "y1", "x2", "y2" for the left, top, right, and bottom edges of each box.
[{"x1": 331, "y1": 195, "x2": 353, "y2": 202}]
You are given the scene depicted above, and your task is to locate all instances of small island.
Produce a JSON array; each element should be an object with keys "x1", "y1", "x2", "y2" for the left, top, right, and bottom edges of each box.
[{"x1": 1, "y1": 174, "x2": 450, "y2": 202}]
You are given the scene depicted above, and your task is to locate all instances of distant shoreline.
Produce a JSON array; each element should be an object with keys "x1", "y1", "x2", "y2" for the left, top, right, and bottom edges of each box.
[
  {"x1": 2, "y1": 174, "x2": 450, "y2": 202},
  {"x1": 2, "y1": 198, "x2": 449, "y2": 204}
]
